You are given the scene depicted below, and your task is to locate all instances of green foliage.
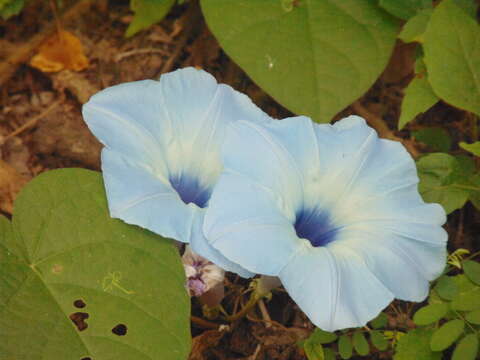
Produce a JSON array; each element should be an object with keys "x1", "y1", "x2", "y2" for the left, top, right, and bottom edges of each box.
[
  {"x1": 449, "y1": 274, "x2": 480, "y2": 312},
  {"x1": 423, "y1": 0, "x2": 480, "y2": 116},
  {"x1": 201, "y1": 0, "x2": 399, "y2": 123},
  {"x1": 398, "y1": 8, "x2": 433, "y2": 43},
  {"x1": 378, "y1": 0, "x2": 431, "y2": 20},
  {"x1": 430, "y1": 319, "x2": 465, "y2": 351},
  {"x1": 463, "y1": 260, "x2": 480, "y2": 285},
  {"x1": 338, "y1": 334, "x2": 353, "y2": 359},
  {"x1": 417, "y1": 153, "x2": 480, "y2": 214},
  {"x1": 303, "y1": 339, "x2": 325, "y2": 360},
  {"x1": 394, "y1": 328, "x2": 441, "y2": 360},
  {"x1": 370, "y1": 330, "x2": 389, "y2": 351},
  {"x1": 127, "y1": 0, "x2": 175, "y2": 37},
  {"x1": 308, "y1": 328, "x2": 338, "y2": 344},
  {"x1": 0, "y1": 169, "x2": 191, "y2": 360},
  {"x1": 412, "y1": 128, "x2": 451, "y2": 152},
  {"x1": 452, "y1": 334, "x2": 479, "y2": 360},
  {"x1": 413, "y1": 303, "x2": 449, "y2": 326},
  {"x1": 434, "y1": 275, "x2": 458, "y2": 301},
  {"x1": 370, "y1": 312, "x2": 389, "y2": 329},
  {"x1": 0, "y1": 0, "x2": 24, "y2": 19},
  {"x1": 465, "y1": 310, "x2": 480, "y2": 324},
  {"x1": 394, "y1": 261, "x2": 480, "y2": 360},
  {"x1": 352, "y1": 330, "x2": 370, "y2": 356},
  {"x1": 398, "y1": 75, "x2": 438, "y2": 129},
  {"x1": 460, "y1": 142, "x2": 480, "y2": 157}
]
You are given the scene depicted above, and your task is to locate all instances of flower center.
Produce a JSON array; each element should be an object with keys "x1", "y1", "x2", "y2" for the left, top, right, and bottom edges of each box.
[
  {"x1": 169, "y1": 175, "x2": 211, "y2": 208},
  {"x1": 294, "y1": 208, "x2": 339, "y2": 247}
]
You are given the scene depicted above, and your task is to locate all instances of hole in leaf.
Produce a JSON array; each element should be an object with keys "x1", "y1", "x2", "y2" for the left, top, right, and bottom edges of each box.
[
  {"x1": 73, "y1": 299, "x2": 86, "y2": 308},
  {"x1": 112, "y1": 324, "x2": 127, "y2": 336},
  {"x1": 81, "y1": 358, "x2": 91, "y2": 360},
  {"x1": 69, "y1": 312, "x2": 89, "y2": 331}
]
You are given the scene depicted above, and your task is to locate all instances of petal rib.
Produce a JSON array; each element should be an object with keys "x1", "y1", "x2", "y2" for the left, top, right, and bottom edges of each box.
[
  {"x1": 204, "y1": 172, "x2": 302, "y2": 275},
  {"x1": 279, "y1": 243, "x2": 394, "y2": 331}
]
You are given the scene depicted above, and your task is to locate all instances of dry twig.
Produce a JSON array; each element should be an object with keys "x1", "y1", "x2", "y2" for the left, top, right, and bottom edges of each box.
[{"x1": 2, "y1": 99, "x2": 61, "y2": 143}]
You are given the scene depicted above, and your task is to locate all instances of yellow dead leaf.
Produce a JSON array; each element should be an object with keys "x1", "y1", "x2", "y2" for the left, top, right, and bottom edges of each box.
[{"x1": 30, "y1": 30, "x2": 89, "y2": 72}]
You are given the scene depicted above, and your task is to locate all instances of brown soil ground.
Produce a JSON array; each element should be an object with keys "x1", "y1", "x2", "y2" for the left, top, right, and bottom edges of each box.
[{"x1": 1, "y1": 1, "x2": 478, "y2": 359}]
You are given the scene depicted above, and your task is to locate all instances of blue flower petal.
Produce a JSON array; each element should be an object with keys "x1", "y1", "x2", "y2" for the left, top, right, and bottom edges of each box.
[
  {"x1": 279, "y1": 242, "x2": 394, "y2": 331},
  {"x1": 205, "y1": 114, "x2": 447, "y2": 329},
  {"x1": 220, "y1": 117, "x2": 321, "y2": 219},
  {"x1": 83, "y1": 68, "x2": 269, "y2": 246},
  {"x1": 204, "y1": 172, "x2": 302, "y2": 275},
  {"x1": 190, "y1": 213, "x2": 254, "y2": 278},
  {"x1": 329, "y1": 223, "x2": 447, "y2": 302},
  {"x1": 101, "y1": 149, "x2": 197, "y2": 241}
]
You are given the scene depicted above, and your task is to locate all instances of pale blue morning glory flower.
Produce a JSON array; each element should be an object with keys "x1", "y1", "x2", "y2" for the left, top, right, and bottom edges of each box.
[
  {"x1": 204, "y1": 115, "x2": 447, "y2": 331},
  {"x1": 82, "y1": 67, "x2": 270, "y2": 278}
]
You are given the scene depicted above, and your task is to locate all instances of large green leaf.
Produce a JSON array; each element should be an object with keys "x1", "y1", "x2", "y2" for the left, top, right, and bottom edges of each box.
[
  {"x1": 379, "y1": 0, "x2": 431, "y2": 20},
  {"x1": 423, "y1": 0, "x2": 480, "y2": 116},
  {"x1": 0, "y1": 169, "x2": 191, "y2": 359},
  {"x1": 201, "y1": 0, "x2": 399, "y2": 122},
  {"x1": 398, "y1": 8, "x2": 433, "y2": 43},
  {"x1": 126, "y1": 0, "x2": 175, "y2": 37}
]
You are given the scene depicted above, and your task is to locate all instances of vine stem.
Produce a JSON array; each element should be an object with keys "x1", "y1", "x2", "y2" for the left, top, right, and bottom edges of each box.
[{"x1": 224, "y1": 276, "x2": 280, "y2": 322}]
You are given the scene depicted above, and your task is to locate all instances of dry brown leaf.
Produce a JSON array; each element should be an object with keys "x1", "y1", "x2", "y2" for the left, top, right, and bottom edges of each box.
[
  {"x1": 0, "y1": 159, "x2": 27, "y2": 214},
  {"x1": 188, "y1": 329, "x2": 226, "y2": 360},
  {"x1": 30, "y1": 30, "x2": 89, "y2": 73}
]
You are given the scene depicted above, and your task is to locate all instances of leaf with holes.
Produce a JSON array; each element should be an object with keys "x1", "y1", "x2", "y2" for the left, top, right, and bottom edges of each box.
[
  {"x1": 201, "y1": 0, "x2": 399, "y2": 123},
  {"x1": 0, "y1": 169, "x2": 191, "y2": 360},
  {"x1": 423, "y1": 0, "x2": 480, "y2": 116}
]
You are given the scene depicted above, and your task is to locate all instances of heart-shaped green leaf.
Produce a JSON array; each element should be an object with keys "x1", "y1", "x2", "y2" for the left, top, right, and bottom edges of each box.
[
  {"x1": 202, "y1": 0, "x2": 399, "y2": 122},
  {"x1": 0, "y1": 169, "x2": 191, "y2": 360},
  {"x1": 423, "y1": 0, "x2": 480, "y2": 116}
]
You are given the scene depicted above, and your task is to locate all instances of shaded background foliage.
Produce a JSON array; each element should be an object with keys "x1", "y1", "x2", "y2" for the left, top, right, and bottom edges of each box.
[{"x1": 0, "y1": 0, "x2": 479, "y2": 359}]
